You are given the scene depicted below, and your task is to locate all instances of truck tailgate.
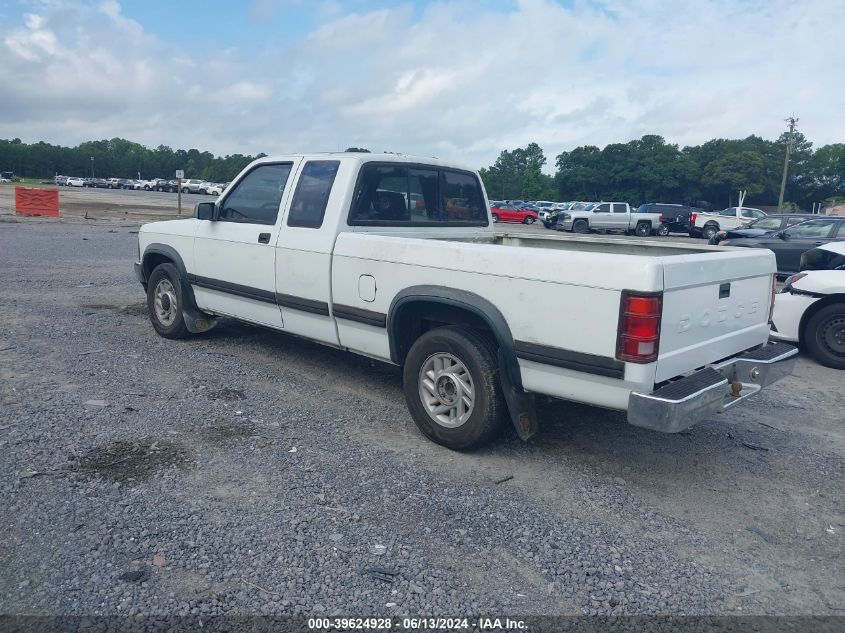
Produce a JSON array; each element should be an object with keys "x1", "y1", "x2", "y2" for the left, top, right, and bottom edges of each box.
[{"x1": 655, "y1": 250, "x2": 775, "y2": 383}]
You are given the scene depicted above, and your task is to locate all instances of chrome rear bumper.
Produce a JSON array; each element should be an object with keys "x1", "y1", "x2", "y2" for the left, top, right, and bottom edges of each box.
[{"x1": 627, "y1": 341, "x2": 797, "y2": 433}]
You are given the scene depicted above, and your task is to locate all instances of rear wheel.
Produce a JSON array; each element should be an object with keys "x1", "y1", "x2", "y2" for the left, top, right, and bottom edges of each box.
[
  {"x1": 491, "y1": 214, "x2": 499, "y2": 223},
  {"x1": 573, "y1": 219, "x2": 589, "y2": 233},
  {"x1": 803, "y1": 303, "x2": 845, "y2": 369},
  {"x1": 403, "y1": 327, "x2": 506, "y2": 450},
  {"x1": 635, "y1": 222, "x2": 651, "y2": 237},
  {"x1": 146, "y1": 263, "x2": 192, "y2": 340},
  {"x1": 703, "y1": 223, "x2": 719, "y2": 240}
]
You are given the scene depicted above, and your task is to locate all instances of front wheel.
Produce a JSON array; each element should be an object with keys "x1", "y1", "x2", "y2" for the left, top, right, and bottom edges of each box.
[
  {"x1": 403, "y1": 327, "x2": 506, "y2": 450},
  {"x1": 703, "y1": 223, "x2": 719, "y2": 240},
  {"x1": 635, "y1": 222, "x2": 652, "y2": 237},
  {"x1": 573, "y1": 219, "x2": 589, "y2": 233},
  {"x1": 804, "y1": 303, "x2": 845, "y2": 369},
  {"x1": 146, "y1": 263, "x2": 192, "y2": 339},
  {"x1": 523, "y1": 216, "x2": 535, "y2": 225},
  {"x1": 491, "y1": 214, "x2": 499, "y2": 223},
  {"x1": 656, "y1": 224, "x2": 670, "y2": 236}
]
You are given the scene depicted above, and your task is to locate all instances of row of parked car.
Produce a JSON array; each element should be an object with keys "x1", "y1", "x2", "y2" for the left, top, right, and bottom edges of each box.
[
  {"x1": 54, "y1": 175, "x2": 228, "y2": 195},
  {"x1": 492, "y1": 198, "x2": 845, "y2": 275},
  {"x1": 488, "y1": 199, "x2": 844, "y2": 368}
]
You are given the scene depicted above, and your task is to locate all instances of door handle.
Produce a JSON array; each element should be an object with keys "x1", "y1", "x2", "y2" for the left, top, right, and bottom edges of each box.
[
  {"x1": 814, "y1": 241, "x2": 824, "y2": 245},
  {"x1": 258, "y1": 233, "x2": 271, "y2": 244}
]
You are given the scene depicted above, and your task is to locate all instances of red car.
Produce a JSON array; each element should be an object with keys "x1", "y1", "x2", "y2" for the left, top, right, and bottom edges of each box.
[{"x1": 490, "y1": 204, "x2": 539, "y2": 224}]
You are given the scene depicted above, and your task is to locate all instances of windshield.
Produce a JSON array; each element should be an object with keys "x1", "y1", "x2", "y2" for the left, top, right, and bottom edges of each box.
[{"x1": 748, "y1": 217, "x2": 782, "y2": 230}]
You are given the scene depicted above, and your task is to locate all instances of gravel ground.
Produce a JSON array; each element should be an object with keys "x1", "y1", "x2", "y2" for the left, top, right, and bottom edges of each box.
[{"x1": 0, "y1": 216, "x2": 843, "y2": 620}]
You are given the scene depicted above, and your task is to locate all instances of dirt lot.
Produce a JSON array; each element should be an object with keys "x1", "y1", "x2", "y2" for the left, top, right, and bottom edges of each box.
[{"x1": 0, "y1": 205, "x2": 843, "y2": 620}]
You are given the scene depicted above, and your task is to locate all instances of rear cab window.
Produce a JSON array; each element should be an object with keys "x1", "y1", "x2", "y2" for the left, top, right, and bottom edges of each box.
[{"x1": 348, "y1": 162, "x2": 488, "y2": 226}]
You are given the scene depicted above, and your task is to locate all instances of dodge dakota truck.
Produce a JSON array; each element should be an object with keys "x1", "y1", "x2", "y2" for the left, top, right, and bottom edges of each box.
[
  {"x1": 134, "y1": 153, "x2": 796, "y2": 450},
  {"x1": 553, "y1": 202, "x2": 663, "y2": 237}
]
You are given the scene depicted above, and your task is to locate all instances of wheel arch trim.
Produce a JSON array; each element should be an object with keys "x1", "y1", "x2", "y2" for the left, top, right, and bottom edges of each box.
[
  {"x1": 141, "y1": 243, "x2": 198, "y2": 306},
  {"x1": 387, "y1": 285, "x2": 523, "y2": 391}
]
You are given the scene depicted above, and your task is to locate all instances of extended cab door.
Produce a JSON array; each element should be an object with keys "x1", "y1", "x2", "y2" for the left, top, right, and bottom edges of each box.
[
  {"x1": 274, "y1": 159, "x2": 344, "y2": 346},
  {"x1": 192, "y1": 161, "x2": 299, "y2": 328}
]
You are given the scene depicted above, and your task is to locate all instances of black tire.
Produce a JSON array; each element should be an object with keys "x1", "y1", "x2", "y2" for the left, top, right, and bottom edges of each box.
[
  {"x1": 403, "y1": 327, "x2": 506, "y2": 450},
  {"x1": 803, "y1": 303, "x2": 845, "y2": 369},
  {"x1": 524, "y1": 216, "x2": 535, "y2": 225},
  {"x1": 702, "y1": 223, "x2": 719, "y2": 240},
  {"x1": 491, "y1": 214, "x2": 499, "y2": 223},
  {"x1": 635, "y1": 222, "x2": 651, "y2": 237},
  {"x1": 146, "y1": 263, "x2": 192, "y2": 340},
  {"x1": 573, "y1": 219, "x2": 589, "y2": 233},
  {"x1": 657, "y1": 224, "x2": 670, "y2": 236}
]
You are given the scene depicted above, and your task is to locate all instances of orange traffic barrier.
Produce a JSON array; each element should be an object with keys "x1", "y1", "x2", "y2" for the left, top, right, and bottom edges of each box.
[{"x1": 15, "y1": 186, "x2": 60, "y2": 217}]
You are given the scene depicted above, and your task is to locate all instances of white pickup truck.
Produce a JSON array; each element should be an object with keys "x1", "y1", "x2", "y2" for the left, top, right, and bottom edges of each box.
[
  {"x1": 134, "y1": 153, "x2": 796, "y2": 450},
  {"x1": 691, "y1": 206, "x2": 767, "y2": 240},
  {"x1": 554, "y1": 202, "x2": 664, "y2": 237}
]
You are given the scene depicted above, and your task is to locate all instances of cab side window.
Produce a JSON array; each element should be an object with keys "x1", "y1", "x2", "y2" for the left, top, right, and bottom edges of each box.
[
  {"x1": 597, "y1": 203, "x2": 611, "y2": 213},
  {"x1": 287, "y1": 160, "x2": 340, "y2": 229},
  {"x1": 787, "y1": 220, "x2": 836, "y2": 238},
  {"x1": 218, "y1": 163, "x2": 292, "y2": 225},
  {"x1": 612, "y1": 203, "x2": 627, "y2": 213}
]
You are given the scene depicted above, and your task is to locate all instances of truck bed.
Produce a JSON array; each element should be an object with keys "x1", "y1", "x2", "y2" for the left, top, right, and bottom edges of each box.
[{"x1": 333, "y1": 230, "x2": 776, "y2": 406}]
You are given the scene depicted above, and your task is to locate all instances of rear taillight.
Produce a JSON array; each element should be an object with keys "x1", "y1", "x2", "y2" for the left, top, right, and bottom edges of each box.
[
  {"x1": 658, "y1": 215, "x2": 665, "y2": 223},
  {"x1": 691, "y1": 212, "x2": 697, "y2": 224},
  {"x1": 616, "y1": 291, "x2": 663, "y2": 363},
  {"x1": 769, "y1": 274, "x2": 777, "y2": 322}
]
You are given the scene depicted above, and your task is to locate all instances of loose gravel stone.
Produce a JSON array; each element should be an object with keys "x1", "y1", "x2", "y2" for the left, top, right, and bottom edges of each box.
[{"x1": 0, "y1": 218, "x2": 843, "y2": 618}]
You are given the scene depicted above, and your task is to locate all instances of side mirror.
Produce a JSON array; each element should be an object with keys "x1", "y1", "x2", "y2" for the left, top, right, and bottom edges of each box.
[
  {"x1": 778, "y1": 231, "x2": 789, "y2": 241},
  {"x1": 195, "y1": 202, "x2": 215, "y2": 221}
]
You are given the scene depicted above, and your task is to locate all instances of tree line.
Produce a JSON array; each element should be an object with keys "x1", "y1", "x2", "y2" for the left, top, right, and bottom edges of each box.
[
  {"x1": 0, "y1": 137, "x2": 264, "y2": 184},
  {"x1": 479, "y1": 135, "x2": 844, "y2": 210},
  {"x1": 1, "y1": 134, "x2": 842, "y2": 209}
]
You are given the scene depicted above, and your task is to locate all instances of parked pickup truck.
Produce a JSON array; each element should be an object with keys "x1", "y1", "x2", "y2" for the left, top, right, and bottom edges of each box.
[
  {"x1": 691, "y1": 206, "x2": 767, "y2": 240},
  {"x1": 134, "y1": 153, "x2": 796, "y2": 450},
  {"x1": 554, "y1": 202, "x2": 663, "y2": 237}
]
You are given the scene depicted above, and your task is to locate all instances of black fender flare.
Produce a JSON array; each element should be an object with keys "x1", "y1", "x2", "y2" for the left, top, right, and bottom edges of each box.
[
  {"x1": 387, "y1": 286, "x2": 537, "y2": 440},
  {"x1": 141, "y1": 243, "x2": 201, "y2": 320}
]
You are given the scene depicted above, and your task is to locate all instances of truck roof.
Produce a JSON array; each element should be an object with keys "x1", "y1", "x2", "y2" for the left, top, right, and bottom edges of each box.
[{"x1": 253, "y1": 152, "x2": 477, "y2": 173}]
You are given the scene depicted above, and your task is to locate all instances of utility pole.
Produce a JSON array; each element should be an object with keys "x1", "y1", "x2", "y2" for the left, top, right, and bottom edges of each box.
[{"x1": 777, "y1": 115, "x2": 798, "y2": 212}]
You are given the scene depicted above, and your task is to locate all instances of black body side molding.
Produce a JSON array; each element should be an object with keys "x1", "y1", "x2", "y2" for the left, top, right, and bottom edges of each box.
[{"x1": 514, "y1": 340, "x2": 625, "y2": 380}]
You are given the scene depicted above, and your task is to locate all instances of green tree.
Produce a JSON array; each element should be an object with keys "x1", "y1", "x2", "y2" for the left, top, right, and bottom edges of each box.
[{"x1": 701, "y1": 150, "x2": 766, "y2": 205}]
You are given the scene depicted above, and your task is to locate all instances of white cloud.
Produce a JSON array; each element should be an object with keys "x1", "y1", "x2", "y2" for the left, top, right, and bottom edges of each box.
[{"x1": 0, "y1": 0, "x2": 843, "y2": 169}]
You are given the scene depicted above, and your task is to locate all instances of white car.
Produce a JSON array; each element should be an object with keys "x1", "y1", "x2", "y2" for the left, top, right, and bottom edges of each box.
[
  {"x1": 771, "y1": 241, "x2": 845, "y2": 369},
  {"x1": 205, "y1": 183, "x2": 224, "y2": 196},
  {"x1": 66, "y1": 177, "x2": 86, "y2": 187},
  {"x1": 133, "y1": 152, "x2": 796, "y2": 450},
  {"x1": 180, "y1": 179, "x2": 205, "y2": 193}
]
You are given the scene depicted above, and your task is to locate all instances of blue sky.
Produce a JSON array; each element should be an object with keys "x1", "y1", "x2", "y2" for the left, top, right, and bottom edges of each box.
[{"x1": 0, "y1": 0, "x2": 842, "y2": 168}]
